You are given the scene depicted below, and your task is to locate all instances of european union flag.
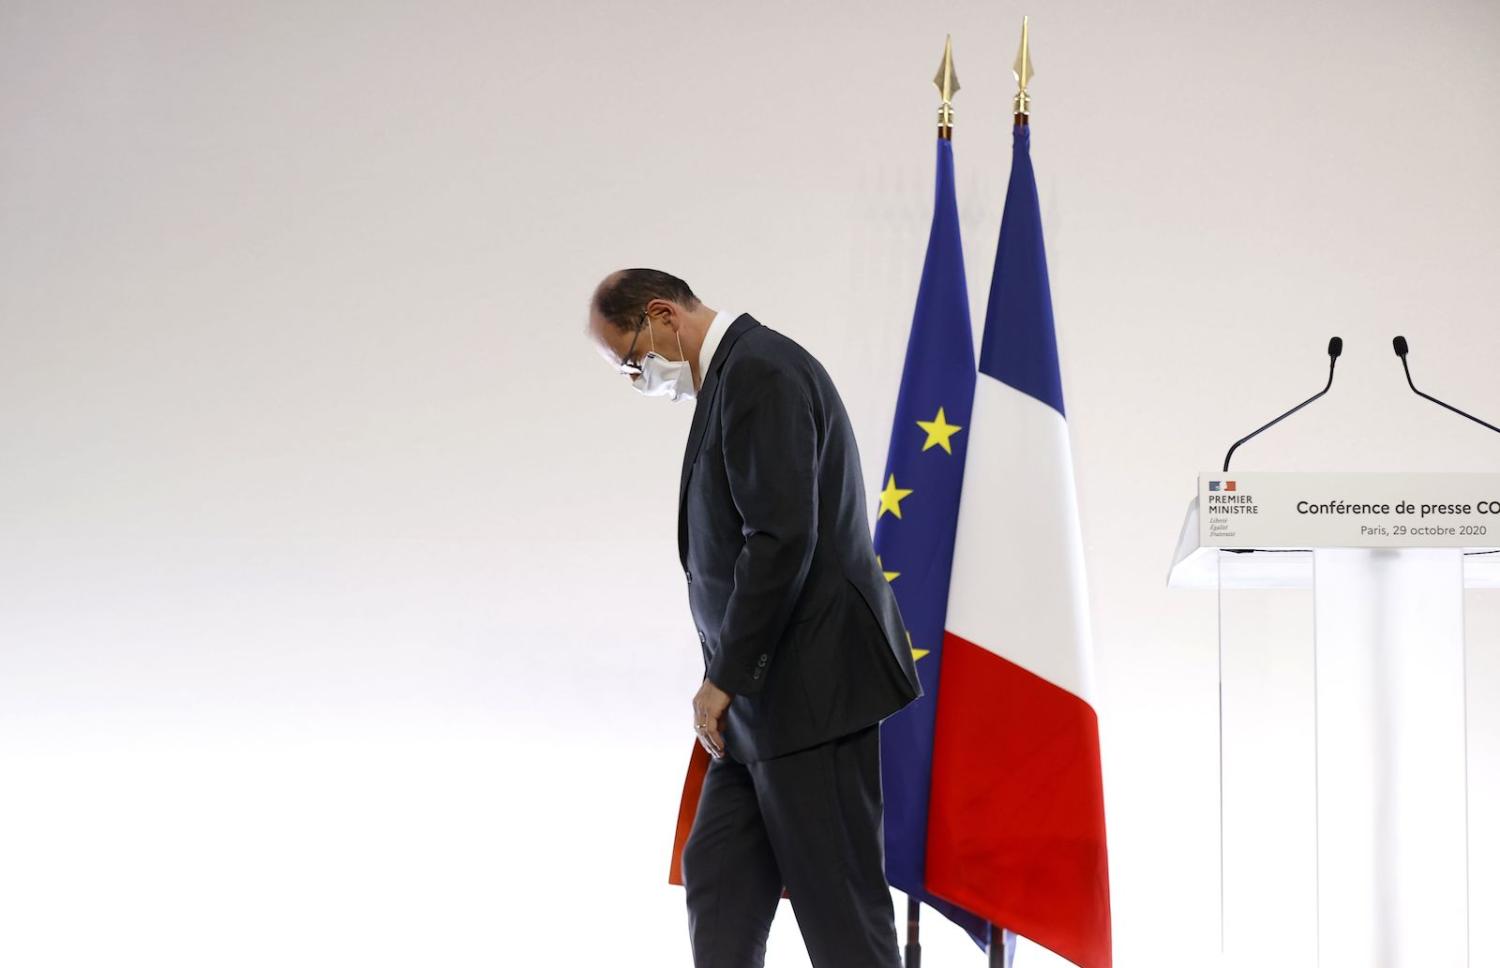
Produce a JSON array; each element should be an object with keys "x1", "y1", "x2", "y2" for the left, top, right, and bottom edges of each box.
[{"x1": 875, "y1": 135, "x2": 986, "y2": 943}]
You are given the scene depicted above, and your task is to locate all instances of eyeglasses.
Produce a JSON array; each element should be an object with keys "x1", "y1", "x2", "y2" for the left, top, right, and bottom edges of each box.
[{"x1": 617, "y1": 312, "x2": 650, "y2": 376}]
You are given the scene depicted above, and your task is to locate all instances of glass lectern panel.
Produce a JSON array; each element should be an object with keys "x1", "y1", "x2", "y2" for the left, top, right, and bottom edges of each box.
[{"x1": 1215, "y1": 549, "x2": 1317, "y2": 968}]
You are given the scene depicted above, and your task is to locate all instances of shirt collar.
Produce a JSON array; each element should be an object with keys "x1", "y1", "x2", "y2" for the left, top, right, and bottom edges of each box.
[{"x1": 698, "y1": 309, "x2": 736, "y2": 384}]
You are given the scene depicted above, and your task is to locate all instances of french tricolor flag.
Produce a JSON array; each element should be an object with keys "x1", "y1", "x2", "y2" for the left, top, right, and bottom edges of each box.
[{"x1": 924, "y1": 123, "x2": 1112, "y2": 967}]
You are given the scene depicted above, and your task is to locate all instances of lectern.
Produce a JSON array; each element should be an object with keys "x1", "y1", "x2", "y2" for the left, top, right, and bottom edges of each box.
[{"x1": 1169, "y1": 471, "x2": 1499, "y2": 968}]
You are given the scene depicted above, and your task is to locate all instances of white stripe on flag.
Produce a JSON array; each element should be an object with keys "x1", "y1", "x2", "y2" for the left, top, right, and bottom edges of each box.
[{"x1": 944, "y1": 373, "x2": 1096, "y2": 704}]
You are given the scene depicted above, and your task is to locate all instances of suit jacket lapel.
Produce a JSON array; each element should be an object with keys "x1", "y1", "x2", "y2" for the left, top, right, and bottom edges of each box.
[{"x1": 678, "y1": 313, "x2": 758, "y2": 564}]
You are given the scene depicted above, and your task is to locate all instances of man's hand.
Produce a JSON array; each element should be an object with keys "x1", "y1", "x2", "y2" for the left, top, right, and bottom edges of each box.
[{"x1": 692, "y1": 677, "x2": 733, "y2": 760}]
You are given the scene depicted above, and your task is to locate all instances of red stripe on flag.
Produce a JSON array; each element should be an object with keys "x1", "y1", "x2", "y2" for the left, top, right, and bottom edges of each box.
[{"x1": 926, "y1": 632, "x2": 1112, "y2": 968}]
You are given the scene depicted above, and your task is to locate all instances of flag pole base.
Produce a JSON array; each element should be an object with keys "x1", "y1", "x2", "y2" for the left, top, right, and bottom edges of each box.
[
  {"x1": 987, "y1": 923, "x2": 1015, "y2": 968},
  {"x1": 903, "y1": 897, "x2": 921, "y2": 968}
]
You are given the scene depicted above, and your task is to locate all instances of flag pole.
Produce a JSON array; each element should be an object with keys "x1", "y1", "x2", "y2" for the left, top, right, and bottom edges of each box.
[
  {"x1": 935, "y1": 33, "x2": 958, "y2": 141},
  {"x1": 904, "y1": 897, "x2": 922, "y2": 968},
  {"x1": 988, "y1": 923, "x2": 1016, "y2": 967},
  {"x1": 902, "y1": 34, "x2": 959, "y2": 968},
  {"x1": 985, "y1": 22, "x2": 1032, "y2": 968},
  {"x1": 1013, "y1": 15, "x2": 1032, "y2": 126}
]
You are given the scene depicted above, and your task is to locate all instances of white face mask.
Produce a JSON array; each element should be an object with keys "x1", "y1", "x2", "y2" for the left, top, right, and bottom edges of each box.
[{"x1": 630, "y1": 325, "x2": 696, "y2": 402}]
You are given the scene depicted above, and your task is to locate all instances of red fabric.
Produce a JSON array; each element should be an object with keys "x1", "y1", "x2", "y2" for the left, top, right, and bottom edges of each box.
[
  {"x1": 668, "y1": 742, "x2": 711, "y2": 886},
  {"x1": 926, "y1": 632, "x2": 1113, "y2": 968},
  {"x1": 666, "y1": 742, "x2": 790, "y2": 899}
]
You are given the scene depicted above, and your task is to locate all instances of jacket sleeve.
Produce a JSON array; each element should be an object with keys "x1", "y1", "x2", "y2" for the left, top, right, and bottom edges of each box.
[{"x1": 706, "y1": 357, "x2": 820, "y2": 695}]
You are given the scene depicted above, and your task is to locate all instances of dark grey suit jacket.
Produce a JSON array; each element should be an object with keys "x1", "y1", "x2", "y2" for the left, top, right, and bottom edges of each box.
[{"x1": 679, "y1": 313, "x2": 920, "y2": 763}]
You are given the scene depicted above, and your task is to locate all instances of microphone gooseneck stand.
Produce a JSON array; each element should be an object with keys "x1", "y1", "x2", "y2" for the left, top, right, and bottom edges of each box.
[
  {"x1": 1392, "y1": 335, "x2": 1500, "y2": 437},
  {"x1": 1222, "y1": 337, "x2": 1343, "y2": 473}
]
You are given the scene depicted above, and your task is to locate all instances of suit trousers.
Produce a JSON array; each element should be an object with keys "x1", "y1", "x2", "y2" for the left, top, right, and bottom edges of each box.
[{"x1": 680, "y1": 724, "x2": 901, "y2": 968}]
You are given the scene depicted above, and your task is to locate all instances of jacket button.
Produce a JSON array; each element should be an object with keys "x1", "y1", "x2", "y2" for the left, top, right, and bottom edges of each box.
[
  {"x1": 698, "y1": 630, "x2": 707, "y2": 644},
  {"x1": 752, "y1": 669, "x2": 762, "y2": 680},
  {"x1": 685, "y1": 571, "x2": 693, "y2": 584},
  {"x1": 757, "y1": 654, "x2": 768, "y2": 666}
]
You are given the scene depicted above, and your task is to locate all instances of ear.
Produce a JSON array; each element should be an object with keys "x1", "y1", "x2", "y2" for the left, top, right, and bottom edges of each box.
[{"x1": 644, "y1": 298, "x2": 680, "y2": 331}]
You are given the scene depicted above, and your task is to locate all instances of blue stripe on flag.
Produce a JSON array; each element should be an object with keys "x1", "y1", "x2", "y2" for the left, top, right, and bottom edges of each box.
[{"x1": 979, "y1": 125, "x2": 1066, "y2": 417}]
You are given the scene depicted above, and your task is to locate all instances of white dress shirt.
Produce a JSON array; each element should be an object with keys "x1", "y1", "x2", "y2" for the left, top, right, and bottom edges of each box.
[{"x1": 697, "y1": 309, "x2": 737, "y2": 388}]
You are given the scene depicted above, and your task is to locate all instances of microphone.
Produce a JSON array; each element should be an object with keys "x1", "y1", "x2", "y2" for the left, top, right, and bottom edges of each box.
[
  {"x1": 1222, "y1": 337, "x2": 1343, "y2": 472},
  {"x1": 1392, "y1": 336, "x2": 1500, "y2": 437}
]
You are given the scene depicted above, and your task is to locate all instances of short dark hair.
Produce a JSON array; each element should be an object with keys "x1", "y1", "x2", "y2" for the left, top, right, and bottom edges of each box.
[{"x1": 593, "y1": 268, "x2": 699, "y2": 332}]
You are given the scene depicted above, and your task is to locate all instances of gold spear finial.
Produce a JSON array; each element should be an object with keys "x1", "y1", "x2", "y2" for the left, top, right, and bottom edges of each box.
[
  {"x1": 934, "y1": 34, "x2": 959, "y2": 139},
  {"x1": 1013, "y1": 16, "x2": 1033, "y2": 121}
]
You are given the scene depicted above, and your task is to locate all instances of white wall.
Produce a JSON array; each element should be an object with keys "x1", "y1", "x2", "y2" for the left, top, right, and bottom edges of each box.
[{"x1": 2, "y1": 1, "x2": 1497, "y2": 965}]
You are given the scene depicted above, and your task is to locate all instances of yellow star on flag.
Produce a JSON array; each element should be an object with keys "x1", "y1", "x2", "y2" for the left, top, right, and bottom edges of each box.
[
  {"x1": 916, "y1": 407, "x2": 963, "y2": 454},
  {"x1": 878, "y1": 556, "x2": 900, "y2": 583},
  {"x1": 908, "y1": 631, "x2": 929, "y2": 662},
  {"x1": 877, "y1": 474, "x2": 913, "y2": 520}
]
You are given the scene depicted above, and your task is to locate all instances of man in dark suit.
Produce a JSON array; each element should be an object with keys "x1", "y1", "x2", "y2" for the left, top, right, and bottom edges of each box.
[{"x1": 587, "y1": 268, "x2": 921, "y2": 968}]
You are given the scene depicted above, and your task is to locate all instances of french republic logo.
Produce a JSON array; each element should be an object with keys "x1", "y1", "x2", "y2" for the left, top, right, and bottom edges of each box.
[{"x1": 1208, "y1": 480, "x2": 1237, "y2": 492}]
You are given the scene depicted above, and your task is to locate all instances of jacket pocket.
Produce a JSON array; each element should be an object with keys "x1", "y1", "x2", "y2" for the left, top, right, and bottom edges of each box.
[{"x1": 843, "y1": 573, "x2": 919, "y2": 695}]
